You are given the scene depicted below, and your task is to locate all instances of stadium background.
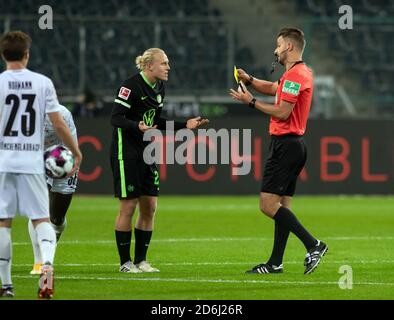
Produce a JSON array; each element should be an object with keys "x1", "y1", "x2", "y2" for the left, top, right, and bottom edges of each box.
[
  {"x1": 1, "y1": 0, "x2": 392, "y2": 196},
  {"x1": 1, "y1": 0, "x2": 394, "y2": 302}
]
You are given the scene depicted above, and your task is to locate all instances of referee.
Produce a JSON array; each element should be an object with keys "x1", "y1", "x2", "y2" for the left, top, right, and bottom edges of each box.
[
  {"x1": 110, "y1": 48, "x2": 208, "y2": 273},
  {"x1": 230, "y1": 28, "x2": 327, "y2": 275}
]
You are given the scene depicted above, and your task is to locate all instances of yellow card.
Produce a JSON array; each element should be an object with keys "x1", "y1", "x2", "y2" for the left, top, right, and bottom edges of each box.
[{"x1": 233, "y1": 65, "x2": 239, "y2": 83}]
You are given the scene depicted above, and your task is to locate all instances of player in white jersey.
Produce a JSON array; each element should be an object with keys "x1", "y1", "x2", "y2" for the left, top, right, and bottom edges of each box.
[
  {"x1": 0, "y1": 31, "x2": 82, "y2": 299},
  {"x1": 28, "y1": 105, "x2": 79, "y2": 275}
]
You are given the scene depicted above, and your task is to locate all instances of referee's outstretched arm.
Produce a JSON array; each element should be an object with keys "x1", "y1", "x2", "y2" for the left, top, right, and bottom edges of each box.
[
  {"x1": 236, "y1": 68, "x2": 278, "y2": 96},
  {"x1": 229, "y1": 82, "x2": 295, "y2": 120}
]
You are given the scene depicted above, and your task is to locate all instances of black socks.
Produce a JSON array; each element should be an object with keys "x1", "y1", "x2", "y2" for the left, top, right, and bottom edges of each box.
[
  {"x1": 267, "y1": 220, "x2": 290, "y2": 266},
  {"x1": 273, "y1": 206, "x2": 317, "y2": 251},
  {"x1": 115, "y1": 230, "x2": 131, "y2": 265},
  {"x1": 134, "y1": 228, "x2": 152, "y2": 264}
]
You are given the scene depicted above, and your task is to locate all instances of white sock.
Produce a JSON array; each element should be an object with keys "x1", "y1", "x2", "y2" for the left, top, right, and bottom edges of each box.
[
  {"x1": 35, "y1": 222, "x2": 56, "y2": 265},
  {"x1": 28, "y1": 220, "x2": 42, "y2": 264},
  {"x1": 0, "y1": 227, "x2": 12, "y2": 287},
  {"x1": 51, "y1": 217, "x2": 67, "y2": 241}
]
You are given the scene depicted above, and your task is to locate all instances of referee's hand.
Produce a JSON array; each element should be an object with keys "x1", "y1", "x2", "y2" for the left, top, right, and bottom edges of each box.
[
  {"x1": 237, "y1": 68, "x2": 250, "y2": 83},
  {"x1": 138, "y1": 121, "x2": 157, "y2": 132},
  {"x1": 230, "y1": 82, "x2": 253, "y2": 104}
]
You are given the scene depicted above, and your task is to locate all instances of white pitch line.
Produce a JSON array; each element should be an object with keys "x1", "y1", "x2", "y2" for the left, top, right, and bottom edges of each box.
[
  {"x1": 12, "y1": 274, "x2": 394, "y2": 287},
  {"x1": 12, "y1": 260, "x2": 394, "y2": 268},
  {"x1": 71, "y1": 204, "x2": 259, "y2": 211},
  {"x1": 11, "y1": 236, "x2": 394, "y2": 246}
]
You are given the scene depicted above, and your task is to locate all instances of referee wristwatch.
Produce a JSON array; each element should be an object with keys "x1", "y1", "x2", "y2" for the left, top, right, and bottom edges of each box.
[{"x1": 248, "y1": 98, "x2": 256, "y2": 109}]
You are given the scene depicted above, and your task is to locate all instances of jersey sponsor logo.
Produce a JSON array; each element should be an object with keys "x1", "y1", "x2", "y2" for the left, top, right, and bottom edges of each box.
[
  {"x1": 156, "y1": 94, "x2": 162, "y2": 103},
  {"x1": 143, "y1": 109, "x2": 156, "y2": 127},
  {"x1": 0, "y1": 142, "x2": 40, "y2": 151},
  {"x1": 118, "y1": 87, "x2": 131, "y2": 100},
  {"x1": 282, "y1": 80, "x2": 301, "y2": 96}
]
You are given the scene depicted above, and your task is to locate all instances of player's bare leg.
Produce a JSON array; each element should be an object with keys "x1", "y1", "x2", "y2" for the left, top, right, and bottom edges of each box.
[
  {"x1": 115, "y1": 198, "x2": 138, "y2": 232},
  {"x1": 28, "y1": 192, "x2": 73, "y2": 275},
  {"x1": 115, "y1": 199, "x2": 141, "y2": 273},
  {"x1": 259, "y1": 192, "x2": 326, "y2": 275},
  {"x1": 260, "y1": 192, "x2": 316, "y2": 243},
  {"x1": 28, "y1": 220, "x2": 43, "y2": 274},
  {"x1": 31, "y1": 218, "x2": 56, "y2": 299},
  {"x1": 49, "y1": 192, "x2": 73, "y2": 241},
  {"x1": 262, "y1": 196, "x2": 292, "y2": 273},
  {"x1": 134, "y1": 196, "x2": 159, "y2": 272},
  {"x1": 247, "y1": 193, "x2": 285, "y2": 274},
  {"x1": 281, "y1": 196, "x2": 292, "y2": 210},
  {"x1": 259, "y1": 191, "x2": 317, "y2": 250},
  {"x1": 260, "y1": 192, "x2": 282, "y2": 218},
  {"x1": 136, "y1": 196, "x2": 157, "y2": 230},
  {"x1": 0, "y1": 219, "x2": 14, "y2": 297}
]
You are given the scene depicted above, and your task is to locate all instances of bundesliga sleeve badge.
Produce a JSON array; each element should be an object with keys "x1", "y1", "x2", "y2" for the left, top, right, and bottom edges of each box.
[
  {"x1": 282, "y1": 80, "x2": 301, "y2": 96},
  {"x1": 118, "y1": 87, "x2": 131, "y2": 100}
]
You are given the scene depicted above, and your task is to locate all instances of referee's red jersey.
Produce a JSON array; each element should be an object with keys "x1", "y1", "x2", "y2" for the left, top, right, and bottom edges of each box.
[{"x1": 270, "y1": 62, "x2": 313, "y2": 136}]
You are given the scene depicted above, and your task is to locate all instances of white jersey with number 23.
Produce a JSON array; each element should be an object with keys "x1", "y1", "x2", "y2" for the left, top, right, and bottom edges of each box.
[{"x1": 0, "y1": 68, "x2": 61, "y2": 174}]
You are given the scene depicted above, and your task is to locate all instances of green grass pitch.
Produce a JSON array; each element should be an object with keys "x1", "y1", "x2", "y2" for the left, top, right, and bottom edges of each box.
[{"x1": 7, "y1": 195, "x2": 394, "y2": 300}]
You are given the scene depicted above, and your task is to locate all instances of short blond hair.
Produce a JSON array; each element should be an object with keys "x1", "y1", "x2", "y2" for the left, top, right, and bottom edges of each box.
[{"x1": 135, "y1": 48, "x2": 165, "y2": 70}]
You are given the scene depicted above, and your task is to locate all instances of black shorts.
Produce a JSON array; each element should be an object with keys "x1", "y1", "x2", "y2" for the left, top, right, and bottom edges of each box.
[
  {"x1": 260, "y1": 135, "x2": 307, "y2": 197},
  {"x1": 110, "y1": 158, "x2": 159, "y2": 199}
]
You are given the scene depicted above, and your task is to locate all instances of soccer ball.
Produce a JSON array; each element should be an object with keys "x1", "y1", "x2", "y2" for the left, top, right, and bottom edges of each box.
[{"x1": 44, "y1": 145, "x2": 74, "y2": 179}]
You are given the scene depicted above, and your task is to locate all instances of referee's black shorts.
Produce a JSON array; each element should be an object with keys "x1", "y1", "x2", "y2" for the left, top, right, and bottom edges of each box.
[
  {"x1": 110, "y1": 158, "x2": 159, "y2": 199},
  {"x1": 260, "y1": 134, "x2": 307, "y2": 197}
]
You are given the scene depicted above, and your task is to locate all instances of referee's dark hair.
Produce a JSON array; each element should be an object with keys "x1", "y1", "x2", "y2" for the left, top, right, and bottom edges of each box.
[
  {"x1": 277, "y1": 27, "x2": 306, "y2": 52},
  {"x1": 0, "y1": 30, "x2": 32, "y2": 62}
]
